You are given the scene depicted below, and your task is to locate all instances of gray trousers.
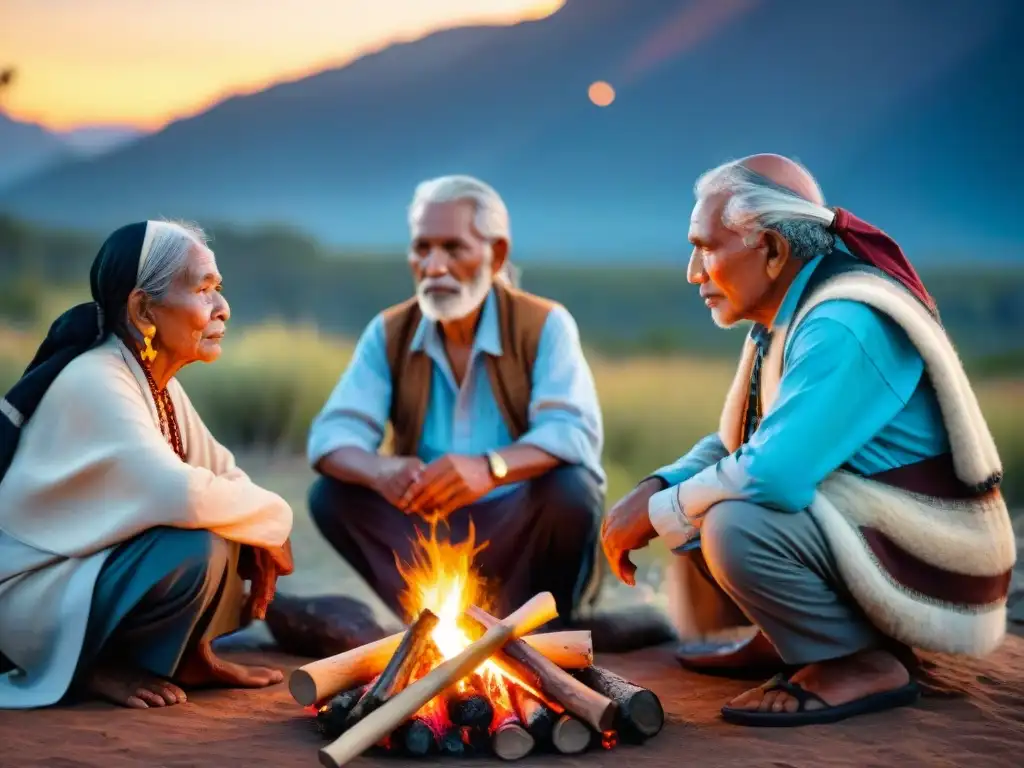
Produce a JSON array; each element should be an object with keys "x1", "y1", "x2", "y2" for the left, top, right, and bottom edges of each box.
[
  {"x1": 680, "y1": 501, "x2": 884, "y2": 666},
  {"x1": 70, "y1": 527, "x2": 240, "y2": 693}
]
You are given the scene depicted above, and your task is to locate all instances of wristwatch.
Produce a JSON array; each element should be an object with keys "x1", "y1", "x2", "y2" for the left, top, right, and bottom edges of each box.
[{"x1": 485, "y1": 450, "x2": 508, "y2": 481}]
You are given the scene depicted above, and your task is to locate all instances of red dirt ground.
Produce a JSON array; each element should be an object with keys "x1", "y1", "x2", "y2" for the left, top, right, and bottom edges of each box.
[{"x1": 2, "y1": 638, "x2": 1022, "y2": 767}]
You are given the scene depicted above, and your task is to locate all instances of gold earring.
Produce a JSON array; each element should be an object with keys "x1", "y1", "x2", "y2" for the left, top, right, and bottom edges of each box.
[{"x1": 141, "y1": 329, "x2": 157, "y2": 363}]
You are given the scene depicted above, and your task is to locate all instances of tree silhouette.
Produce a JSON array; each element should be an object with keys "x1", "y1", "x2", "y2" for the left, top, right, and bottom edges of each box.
[
  {"x1": 0, "y1": 67, "x2": 14, "y2": 113},
  {"x1": 0, "y1": 67, "x2": 15, "y2": 101}
]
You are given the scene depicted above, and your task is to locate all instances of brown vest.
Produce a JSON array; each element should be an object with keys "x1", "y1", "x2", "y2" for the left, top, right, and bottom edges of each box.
[{"x1": 382, "y1": 281, "x2": 555, "y2": 457}]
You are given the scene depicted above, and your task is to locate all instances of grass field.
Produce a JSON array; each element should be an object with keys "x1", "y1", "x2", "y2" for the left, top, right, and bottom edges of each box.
[
  {"x1": 173, "y1": 323, "x2": 1024, "y2": 505},
  {"x1": 3, "y1": 320, "x2": 1022, "y2": 507}
]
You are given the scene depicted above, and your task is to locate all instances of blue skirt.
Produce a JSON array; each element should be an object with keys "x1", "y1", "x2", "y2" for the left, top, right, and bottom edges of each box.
[{"x1": 69, "y1": 527, "x2": 236, "y2": 693}]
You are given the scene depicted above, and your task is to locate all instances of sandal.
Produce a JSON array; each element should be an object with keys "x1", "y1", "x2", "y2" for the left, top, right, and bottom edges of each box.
[{"x1": 721, "y1": 672, "x2": 920, "y2": 727}]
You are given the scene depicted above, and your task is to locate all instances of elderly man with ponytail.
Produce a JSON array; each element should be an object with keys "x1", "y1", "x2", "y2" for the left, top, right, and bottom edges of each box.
[
  {"x1": 302, "y1": 175, "x2": 605, "y2": 627},
  {"x1": 0, "y1": 221, "x2": 294, "y2": 710},
  {"x1": 601, "y1": 154, "x2": 1014, "y2": 726}
]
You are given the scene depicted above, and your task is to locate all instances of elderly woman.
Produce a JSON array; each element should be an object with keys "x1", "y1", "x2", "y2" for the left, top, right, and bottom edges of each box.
[{"x1": 0, "y1": 220, "x2": 294, "y2": 710}]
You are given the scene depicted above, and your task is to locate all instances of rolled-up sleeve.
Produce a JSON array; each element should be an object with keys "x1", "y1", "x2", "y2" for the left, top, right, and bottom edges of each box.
[
  {"x1": 516, "y1": 305, "x2": 604, "y2": 478},
  {"x1": 648, "y1": 312, "x2": 921, "y2": 549},
  {"x1": 647, "y1": 433, "x2": 730, "y2": 489},
  {"x1": 307, "y1": 314, "x2": 392, "y2": 467},
  {"x1": 645, "y1": 434, "x2": 731, "y2": 550}
]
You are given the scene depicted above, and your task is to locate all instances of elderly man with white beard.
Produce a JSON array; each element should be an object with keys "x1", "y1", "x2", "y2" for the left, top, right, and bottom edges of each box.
[{"x1": 304, "y1": 175, "x2": 606, "y2": 625}]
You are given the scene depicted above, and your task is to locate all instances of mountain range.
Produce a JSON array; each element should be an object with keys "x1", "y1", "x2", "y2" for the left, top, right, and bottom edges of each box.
[
  {"x1": 0, "y1": 113, "x2": 142, "y2": 189},
  {"x1": 1, "y1": 0, "x2": 1022, "y2": 262},
  {"x1": 0, "y1": 113, "x2": 71, "y2": 189}
]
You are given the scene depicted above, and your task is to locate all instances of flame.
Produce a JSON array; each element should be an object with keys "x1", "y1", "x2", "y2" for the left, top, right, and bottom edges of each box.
[
  {"x1": 395, "y1": 520, "x2": 537, "y2": 728},
  {"x1": 397, "y1": 519, "x2": 492, "y2": 663}
]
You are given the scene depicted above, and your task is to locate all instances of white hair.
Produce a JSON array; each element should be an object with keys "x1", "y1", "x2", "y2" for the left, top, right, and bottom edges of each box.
[
  {"x1": 409, "y1": 174, "x2": 511, "y2": 242},
  {"x1": 136, "y1": 219, "x2": 210, "y2": 300},
  {"x1": 694, "y1": 159, "x2": 837, "y2": 260},
  {"x1": 408, "y1": 174, "x2": 520, "y2": 287}
]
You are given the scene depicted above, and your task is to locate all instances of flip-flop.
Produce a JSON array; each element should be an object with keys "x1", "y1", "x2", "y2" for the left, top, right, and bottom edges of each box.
[{"x1": 720, "y1": 673, "x2": 920, "y2": 727}]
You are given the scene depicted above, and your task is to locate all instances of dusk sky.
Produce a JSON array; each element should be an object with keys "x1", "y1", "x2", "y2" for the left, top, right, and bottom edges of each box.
[{"x1": 2, "y1": 0, "x2": 564, "y2": 131}]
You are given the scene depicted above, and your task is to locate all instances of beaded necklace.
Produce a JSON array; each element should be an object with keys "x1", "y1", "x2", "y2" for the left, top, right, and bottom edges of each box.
[{"x1": 130, "y1": 346, "x2": 186, "y2": 462}]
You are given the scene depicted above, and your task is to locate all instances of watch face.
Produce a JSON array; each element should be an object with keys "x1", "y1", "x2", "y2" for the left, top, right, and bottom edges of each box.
[{"x1": 489, "y1": 452, "x2": 508, "y2": 478}]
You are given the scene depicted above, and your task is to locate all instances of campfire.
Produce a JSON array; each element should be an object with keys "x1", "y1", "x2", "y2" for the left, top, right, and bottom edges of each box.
[{"x1": 289, "y1": 524, "x2": 665, "y2": 766}]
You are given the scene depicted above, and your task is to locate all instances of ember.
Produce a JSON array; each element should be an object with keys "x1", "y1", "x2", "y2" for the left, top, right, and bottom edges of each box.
[{"x1": 292, "y1": 523, "x2": 665, "y2": 766}]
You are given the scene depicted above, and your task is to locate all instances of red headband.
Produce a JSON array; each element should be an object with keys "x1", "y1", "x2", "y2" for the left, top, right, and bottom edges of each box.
[{"x1": 831, "y1": 207, "x2": 937, "y2": 314}]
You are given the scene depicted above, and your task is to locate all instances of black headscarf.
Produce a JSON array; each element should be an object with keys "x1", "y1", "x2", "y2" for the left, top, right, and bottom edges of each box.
[{"x1": 0, "y1": 221, "x2": 150, "y2": 481}]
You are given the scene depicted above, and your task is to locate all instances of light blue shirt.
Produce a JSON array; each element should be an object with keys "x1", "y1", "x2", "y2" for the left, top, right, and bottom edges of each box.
[
  {"x1": 650, "y1": 253, "x2": 949, "y2": 549},
  {"x1": 307, "y1": 288, "x2": 606, "y2": 500}
]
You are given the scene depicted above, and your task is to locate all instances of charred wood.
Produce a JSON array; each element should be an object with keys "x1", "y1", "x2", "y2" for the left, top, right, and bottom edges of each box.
[
  {"x1": 343, "y1": 609, "x2": 439, "y2": 728},
  {"x1": 572, "y1": 666, "x2": 664, "y2": 742},
  {"x1": 466, "y1": 605, "x2": 616, "y2": 732},
  {"x1": 315, "y1": 684, "x2": 370, "y2": 740}
]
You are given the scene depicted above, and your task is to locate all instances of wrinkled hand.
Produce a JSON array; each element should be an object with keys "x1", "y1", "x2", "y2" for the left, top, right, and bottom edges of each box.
[
  {"x1": 400, "y1": 454, "x2": 495, "y2": 519},
  {"x1": 601, "y1": 478, "x2": 663, "y2": 586},
  {"x1": 373, "y1": 456, "x2": 426, "y2": 511},
  {"x1": 239, "y1": 540, "x2": 294, "y2": 621}
]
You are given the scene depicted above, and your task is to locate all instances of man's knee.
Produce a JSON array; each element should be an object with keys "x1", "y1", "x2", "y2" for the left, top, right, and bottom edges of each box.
[
  {"x1": 700, "y1": 501, "x2": 778, "y2": 590},
  {"x1": 308, "y1": 475, "x2": 364, "y2": 534},
  {"x1": 529, "y1": 465, "x2": 604, "y2": 530}
]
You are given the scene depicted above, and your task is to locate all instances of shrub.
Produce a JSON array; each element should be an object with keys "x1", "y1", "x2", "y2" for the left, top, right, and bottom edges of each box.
[{"x1": 177, "y1": 324, "x2": 353, "y2": 455}]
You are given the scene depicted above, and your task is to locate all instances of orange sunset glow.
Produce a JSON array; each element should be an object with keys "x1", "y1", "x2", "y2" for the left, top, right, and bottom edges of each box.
[{"x1": 1, "y1": 0, "x2": 565, "y2": 131}]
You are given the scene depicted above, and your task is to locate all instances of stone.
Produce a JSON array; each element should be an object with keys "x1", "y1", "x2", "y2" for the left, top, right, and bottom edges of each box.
[
  {"x1": 263, "y1": 593, "x2": 402, "y2": 658},
  {"x1": 574, "y1": 603, "x2": 680, "y2": 653}
]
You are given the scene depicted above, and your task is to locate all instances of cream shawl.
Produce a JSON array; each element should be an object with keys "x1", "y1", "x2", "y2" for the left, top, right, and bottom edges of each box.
[
  {"x1": 649, "y1": 271, "x2": 1014, "y2": 656},
  {"x1": 0, "y1": 336, "x2": 293, "y2": 708}
]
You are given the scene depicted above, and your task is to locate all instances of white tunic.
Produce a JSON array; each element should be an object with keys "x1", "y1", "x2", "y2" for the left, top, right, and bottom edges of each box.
[{"x1": 0, "y1": 336, "x2": 293, "y2": 708}]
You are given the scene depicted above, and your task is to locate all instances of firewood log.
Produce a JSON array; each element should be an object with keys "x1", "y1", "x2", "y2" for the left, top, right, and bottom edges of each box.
[
  {"x1": 439, "y1": 726, "x2": 466, "y2": 757},
  {"x1": 492, "y1": 714, "x2": 535, "y2": 761},
  {"x1": 510, "y1": 686, "x2": 555, "y2": 746},
  {"x1": 315, "y1": 684, "x2": 369, "y2": 740},
  {"x1": 446, "y1": 692, "x2": 494, "y2": 729},
  {"x1": 462, "y1": 618, "x2": 566, "y2": 714},
  {"x1": 290, "y1": 632, "x2": 405, "y2": 708},
  {"x1": 343, "y1": 609, "x2": 439, "y2": 728},
  {"x1": 289, "y1": 628, "x2": 592, "y2": 707},
  {"x1": 572, "y1": 666, "x2": 664, "y2": 742},
  {"x1": 465, "y1": 605, "x2": 616, "y2": 733},
  {"x1": 318, "y1": 592, "x2": 557, "y2": 768},
  {"x1": 551, "y1": 714, "x2": 591, "y2": 754},
  {"x1": 521, "y1": 630, "x2": 593, "y2": 668},
  {"x1": 446, "y1": 674, "x2": 494, "y2": 730},
  {"x1": 392, "y1": 717, "x2": 437, "y2": 757}
]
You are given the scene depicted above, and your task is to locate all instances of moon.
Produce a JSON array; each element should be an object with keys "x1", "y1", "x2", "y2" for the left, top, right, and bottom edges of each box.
[{"x1": 588, "y1": 81, "x2": 615, "y2": 107}]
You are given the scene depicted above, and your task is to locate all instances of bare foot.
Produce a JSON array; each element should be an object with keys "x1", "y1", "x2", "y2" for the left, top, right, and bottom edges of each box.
[
  {"x1": 175, "y1": 640, "x2": 284, "y2": 689},
  {"x1": 87, "y1": 664, "x2": 187, "y2": 709},
  {"x1": 726, "y1": 649, "x2": 910, "y2": 713}
]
